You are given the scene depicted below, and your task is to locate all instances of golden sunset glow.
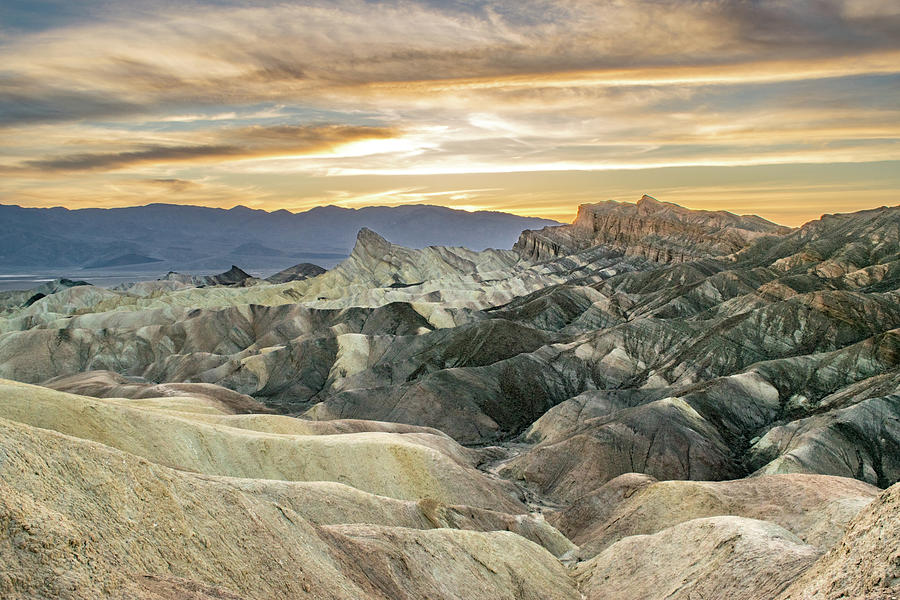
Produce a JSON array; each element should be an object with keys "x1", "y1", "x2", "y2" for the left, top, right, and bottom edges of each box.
[{"x1": 1, "y1": 0, "x2": 898, "y2": 225}]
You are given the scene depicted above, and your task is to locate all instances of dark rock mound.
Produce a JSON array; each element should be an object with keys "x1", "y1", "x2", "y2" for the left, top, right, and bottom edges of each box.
[
  {"x1": 266, "y1": 263, "x2": 327, "y2": 284},
  {"x1": 161, "y1": 265, "x2": 258, "y2": 287},
  {"x1": 207, "y1": 265, "x2": 254, "y2": 286}
]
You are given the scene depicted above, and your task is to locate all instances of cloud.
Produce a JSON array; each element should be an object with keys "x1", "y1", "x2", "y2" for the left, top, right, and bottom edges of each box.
[
  {"x1": 2, "y1": 0, "x2": 898, "y2": 122},
  {"x1": 26, "y1": 144, "x2": 240, "y2": 171},
  {"x1": 145, "y1": 178, "x2": 199, "y2": 192},
  {"x1": 21, "y1": 124, "x2": 399, "y2": 172},
  {"x1": 0, "y1": 79, "x2": 144, "y2": 125},
  {"x1": 0, "y1": 0, "x2": 898, "y2": 226}
]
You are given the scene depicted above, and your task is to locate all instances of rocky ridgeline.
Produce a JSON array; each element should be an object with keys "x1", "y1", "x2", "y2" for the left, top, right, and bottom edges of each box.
[
  {"x1": 515, "y1": 194, "x2": 792, "y2": 263},
  {"x1": 0, "y1": 196, "x2": 898, "y2": 599}
]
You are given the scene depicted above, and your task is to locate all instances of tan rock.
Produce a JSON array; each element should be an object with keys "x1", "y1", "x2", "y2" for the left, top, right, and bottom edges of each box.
[
  {"x1": 548, "y1": 473, "x2": 877, "y2": 559},
  {"x1": 0, "y1": 416, "x2": 579, "y2": 600},
  {"x1": 575, "y1": 516, "x2": 820, "y2": 600},
  {"x1": 778, "y1": 482, "x2": 900, "y2": 600}
]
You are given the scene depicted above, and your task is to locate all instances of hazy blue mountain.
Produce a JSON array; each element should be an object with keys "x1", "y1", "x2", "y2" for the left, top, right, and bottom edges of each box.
[
  {"x1": 83, "y1": 253, "x2": 163, "y2": 269},
  {"x1": 0, "y1": 203, "x2": 559, "y2": 273}
]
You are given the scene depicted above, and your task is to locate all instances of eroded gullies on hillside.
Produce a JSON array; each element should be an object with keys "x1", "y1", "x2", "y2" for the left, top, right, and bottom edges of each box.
[{"x1": 1, "y1": 197, "x2": 898, "y2": 599}]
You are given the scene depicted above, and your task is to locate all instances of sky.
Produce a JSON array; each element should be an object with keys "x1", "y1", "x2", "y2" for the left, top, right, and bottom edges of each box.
[{"x1": 1, "y1": 0, "x2": 898, "y2": 226}]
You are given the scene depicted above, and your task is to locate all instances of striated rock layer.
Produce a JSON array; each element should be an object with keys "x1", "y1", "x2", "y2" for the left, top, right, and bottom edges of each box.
[{"x1": 515, "y1": 194, "x2": 791, "y2": 263}]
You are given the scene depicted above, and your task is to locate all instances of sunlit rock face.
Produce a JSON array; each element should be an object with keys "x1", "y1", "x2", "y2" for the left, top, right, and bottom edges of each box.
[
  {"x1": 515, "y1": 195, "x2": 792, "y2": 263},
  {"x1": 0, "y1": 198, "x2": 898, "y2": 599}
]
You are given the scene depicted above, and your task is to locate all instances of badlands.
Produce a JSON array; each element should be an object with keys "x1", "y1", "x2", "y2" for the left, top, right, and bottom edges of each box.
[{"x1": 1, "y1": 195, "x2": 898, "y2": 599}]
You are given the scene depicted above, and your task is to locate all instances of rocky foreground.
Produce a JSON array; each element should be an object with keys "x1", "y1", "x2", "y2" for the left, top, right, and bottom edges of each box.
[{"x1": 0, "y1": 195, "x2": 898, "y2": 599}]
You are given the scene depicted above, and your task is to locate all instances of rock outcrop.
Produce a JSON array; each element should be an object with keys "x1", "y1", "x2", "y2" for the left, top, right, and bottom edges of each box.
[
  {"x1": 515, "y1": 195, "x2": 791, "y2": 263},
  {"x1": 0, "y1": 278, "x2": 90, "y2": 312},
  {"x1": 161, "y1": 265, "x2": 259, "y2": 287},
  {"x1": 266, "y1": 262, "x2": 327, "y2": 283}
]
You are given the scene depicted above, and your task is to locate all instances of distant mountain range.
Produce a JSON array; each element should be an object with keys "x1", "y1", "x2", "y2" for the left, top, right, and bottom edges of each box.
[{"x1": 0, "y1": 203, "x2": 559, "y2": 274}]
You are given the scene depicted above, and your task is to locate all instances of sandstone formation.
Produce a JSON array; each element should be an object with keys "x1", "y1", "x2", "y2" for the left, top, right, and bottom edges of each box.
[
  {"x1": 547, "y1": 473, "x2": 878, "y2": 559},
  {"x1": 514, "y1": 194, "x2": 791, "y2": 263},
  {"x1": 44, "y1": 370, "x2": 272, "y2": 414},
  {"x1": 0, "y1": 379, "x2": 522, "y2": 510}
]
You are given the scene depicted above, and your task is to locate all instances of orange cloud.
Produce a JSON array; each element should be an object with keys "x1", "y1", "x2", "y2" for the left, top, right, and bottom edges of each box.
[
  {"x1": 16, "y1": 125, "x2": 399, "y2": 172},
  {"x1": 0, "y1": 0, "x2": 897, "y2": 225}
]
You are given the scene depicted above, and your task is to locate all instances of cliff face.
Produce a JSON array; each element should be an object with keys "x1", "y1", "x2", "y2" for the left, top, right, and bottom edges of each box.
[{"x1": 515, "y1": 195, "x2": 792, "y2": 264}]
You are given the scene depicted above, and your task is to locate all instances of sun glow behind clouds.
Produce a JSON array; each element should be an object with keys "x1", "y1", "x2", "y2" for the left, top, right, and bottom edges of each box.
[
  {"x1": 0, "y1": 0, "x2": 898, "y2": 226},
  {"x1": 286, "y1": 136, "x2": 435, "y2": 160}
]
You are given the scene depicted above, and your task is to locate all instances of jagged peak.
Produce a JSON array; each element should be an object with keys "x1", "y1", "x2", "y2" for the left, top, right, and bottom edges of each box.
[
  {"x1": 635, "y1": 194, "x2": 682, "y2": 217},
  {"x1": 353, "y1": 227, "x2": 392, "y2": 254},
  {"x1": 575, "y1": 195, "x2": 786, "y2": 232},
  {"x1": 223, "y1": 265, "x2": 250, "y2": 277},
  {"x1": 520, "y1": 195, "x2": 792, "y2": 264},
  {"x1": 357, "y1": 227, "x2": 386, "y2": 241}
]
